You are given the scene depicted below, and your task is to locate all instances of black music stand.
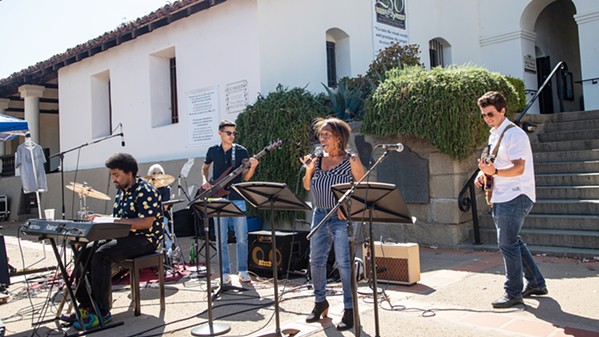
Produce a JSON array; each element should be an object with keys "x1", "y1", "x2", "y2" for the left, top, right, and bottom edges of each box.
[
  {"x1": 232, "y1": 182, "x2": 311, "y2": 337},
  {"x1": 331, "y1": 182, "x2": 414, "y2": 337},
  {"x1": 188, "y1": 198, "x2": 244, "y2": 336}
]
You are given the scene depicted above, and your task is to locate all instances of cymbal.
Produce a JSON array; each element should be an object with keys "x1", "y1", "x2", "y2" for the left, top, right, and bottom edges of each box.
[
  {"x1": 162, "y1": 198, "x2": 185, "y2": 206},
  {"x1": 143, "y1": 174, "x2": 175, "y2": 188},
  {"x1": 66, "y1": 182, "x2": 112, "y2": 200}
]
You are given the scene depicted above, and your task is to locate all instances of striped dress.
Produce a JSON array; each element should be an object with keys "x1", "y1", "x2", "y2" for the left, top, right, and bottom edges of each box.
[{"x1": 310, "y1": 154, "x2": 353, "y2": 209}]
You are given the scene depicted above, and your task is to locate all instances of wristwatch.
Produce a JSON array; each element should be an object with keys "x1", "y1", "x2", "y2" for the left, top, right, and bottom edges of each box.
[{"x1": 493, "y1": 168, "x2": 498, "y2": 176}]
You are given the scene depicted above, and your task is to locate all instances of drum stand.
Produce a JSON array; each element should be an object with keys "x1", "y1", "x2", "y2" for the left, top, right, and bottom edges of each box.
[{"x1": 163, "y1": 207, "x2": 186, "y2": 276}]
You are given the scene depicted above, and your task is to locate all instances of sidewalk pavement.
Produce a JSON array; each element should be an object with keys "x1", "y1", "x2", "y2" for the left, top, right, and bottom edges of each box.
[{"x1": 1, "y1": 220, "x2": 598, "y2": 337}]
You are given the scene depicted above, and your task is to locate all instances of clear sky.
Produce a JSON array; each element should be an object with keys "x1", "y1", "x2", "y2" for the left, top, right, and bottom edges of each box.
[{"x1": 0, "y1": 0, "x2": 169, "y2": 79}]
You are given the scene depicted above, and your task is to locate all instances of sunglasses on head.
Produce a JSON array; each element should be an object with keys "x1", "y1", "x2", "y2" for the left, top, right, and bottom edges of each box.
[
  {"x1": 223, "y1": 131, "x2": 238, "y2": 136},
  {"x1": 480, "y1": 112, "x2": 495, "y2": 119}
]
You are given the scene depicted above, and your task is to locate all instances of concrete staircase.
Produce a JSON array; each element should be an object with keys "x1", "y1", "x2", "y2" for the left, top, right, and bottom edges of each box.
[{"x1": 473, "y1": 110, "x2": 599, "y2": 259}]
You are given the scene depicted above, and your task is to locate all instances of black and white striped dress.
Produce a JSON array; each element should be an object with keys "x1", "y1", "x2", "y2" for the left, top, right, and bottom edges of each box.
[{"x1": 310, "y1": 154, "x2": 353, "y2": 209}]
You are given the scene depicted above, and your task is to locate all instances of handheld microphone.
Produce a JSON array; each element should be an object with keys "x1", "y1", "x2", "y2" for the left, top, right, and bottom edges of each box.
[
  {"x1": 303, "y1": 147, "x2": 323, "y2": 167},
  {"x1": 120, "y1": 124, "x2": 125, "y2": 147},
  {"x1": 379, "y1": 143, "x2": 404, "y2": 152}
]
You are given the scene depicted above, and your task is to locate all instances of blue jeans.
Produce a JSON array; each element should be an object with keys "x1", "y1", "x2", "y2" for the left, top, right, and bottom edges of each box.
[
  {"x1": 216, "y1": 199, "x2": 248, "y2": 274},
  {"x1": 492, "y1": 194, "x2": 546, "y2": 298},
  {"x1": 310, "y1": 208, "x2": 353, "y2": 309}
]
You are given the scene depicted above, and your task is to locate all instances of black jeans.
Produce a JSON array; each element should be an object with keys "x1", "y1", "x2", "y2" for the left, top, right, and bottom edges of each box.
[{"x1": 75, "y1": 235, "x2": 156, "y2": 315}]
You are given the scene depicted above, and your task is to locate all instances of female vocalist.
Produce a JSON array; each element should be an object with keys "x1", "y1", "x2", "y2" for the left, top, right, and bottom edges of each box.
[{"x1": 300, "y1": 117, "x2": 365, "y2": 331}]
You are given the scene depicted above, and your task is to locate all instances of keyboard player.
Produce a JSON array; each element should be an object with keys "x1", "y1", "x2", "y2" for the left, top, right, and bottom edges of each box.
[{"x1": 64, "y1": 153, "x2": 165, "y2": 330}]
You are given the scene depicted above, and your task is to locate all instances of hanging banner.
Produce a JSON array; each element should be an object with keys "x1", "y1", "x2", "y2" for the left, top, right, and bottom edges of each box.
[{"x1": 372, "y1": 0, "x2": 409, "y2": 55}]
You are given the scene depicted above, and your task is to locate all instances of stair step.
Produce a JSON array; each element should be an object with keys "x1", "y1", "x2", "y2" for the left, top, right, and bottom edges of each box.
[
  {"x1": 464, "y1": 243, "x2": 599, "y2": 260},
  {"x1": 477, "y1": 227, "x2": 599, "y2": 249},
  {"x1": 530, "y1": 199, "x2": 599, "y2": 215},
  {"x1": 538, "y1": 129, "x2": 599, "y2": 143},
  {"x1": 535, "y1": 160, "x2": 599, "y2": 174},
  {"x1": 478, "y1": 213, "x2": 599, "y2": 231},
  {"x1": 534, "y1": 149, "x2": 599, "y2": 163},
  {"x1": 537, "y1": 185, "x2": 599, "y2": 199},
  {"x1": 533, "y1": 139, "x2": 599, "y2": 152},
  {"x1": 536, "y1": 173, "x2": 599, "y2": 186},
  {"x1": 543, "y1": 118, "x2": 599, "y2": 132},
  {"x1": 549, "y1": 109, "x2": 599, "y2": 122}
]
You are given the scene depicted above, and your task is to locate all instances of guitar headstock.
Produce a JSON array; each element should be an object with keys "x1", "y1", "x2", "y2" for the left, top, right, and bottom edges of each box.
[{"x1": 265, "y1": 139, "x2": 283, "y2": 152}]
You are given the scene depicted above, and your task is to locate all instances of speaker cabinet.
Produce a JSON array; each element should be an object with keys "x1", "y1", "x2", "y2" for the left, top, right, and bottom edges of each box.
[
  {"x1": 248, "y1": 230, "x2": 308, "y2": 276},
  {"x1": 364, "y1": 242, "x2": 420, "y2": 285}
]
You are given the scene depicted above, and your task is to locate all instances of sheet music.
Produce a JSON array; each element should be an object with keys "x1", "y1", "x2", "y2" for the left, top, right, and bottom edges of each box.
[{"x1": 92, "y1": 216, "x2": 119, "y2": 223}]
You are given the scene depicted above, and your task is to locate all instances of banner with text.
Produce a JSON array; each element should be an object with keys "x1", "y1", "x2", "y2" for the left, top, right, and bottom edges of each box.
[
  {"x1": 372, "y1": 0, "x2": 409, "y2": 56},
  {"x1": 186, "y1": 86, "x2": 219, "y2": 146}
]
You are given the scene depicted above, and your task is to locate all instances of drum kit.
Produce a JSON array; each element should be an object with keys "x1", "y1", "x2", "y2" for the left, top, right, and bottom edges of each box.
[{"x1": 65, "y1": 174, "x2": 187, "y2": 274}]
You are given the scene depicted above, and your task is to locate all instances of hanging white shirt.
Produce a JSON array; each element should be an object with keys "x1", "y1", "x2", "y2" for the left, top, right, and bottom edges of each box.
[{"x1": 15, "y1": 143, "x2": 48, "y2": 193}]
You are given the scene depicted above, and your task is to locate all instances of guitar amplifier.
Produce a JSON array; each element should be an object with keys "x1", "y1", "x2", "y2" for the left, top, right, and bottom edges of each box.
[{"x1": 364, "y1": 242, "x2": 420, "y2": 285}]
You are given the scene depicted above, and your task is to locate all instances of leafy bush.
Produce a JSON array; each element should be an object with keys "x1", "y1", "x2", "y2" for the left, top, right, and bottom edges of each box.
[
  {"x1": 322, "y1": 80, "x2": 365, "y2": 121},
  {"x1": 504, "y1": 76, "x2": 526, "y2": 112},
  {"x1": 361, "y1": 65, "x2": 520, "y2": 160},
  {"x1": 366, "y1": 43, "x2": 423, "y2": 85},
  {"x1": 235, "y1": 85, "x2": 330, "y2": 224}
]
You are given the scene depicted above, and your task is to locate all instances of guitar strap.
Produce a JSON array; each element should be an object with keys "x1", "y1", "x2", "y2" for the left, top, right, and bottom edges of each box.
[
  {"x1": 491, "y1": 124, "x2": 515, "y2": 158},
  {"x1": 231, "y1": 143, "x2": 237, "y2": 167}
]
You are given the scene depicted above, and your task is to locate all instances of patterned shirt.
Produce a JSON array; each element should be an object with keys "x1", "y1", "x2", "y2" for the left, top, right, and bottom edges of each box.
[
  {"x1": 310, "y1": 154, "x2": 354, "y2": 209},
  {"x1": 112, "y1": 177, "x2": 164, "y2": 247}
]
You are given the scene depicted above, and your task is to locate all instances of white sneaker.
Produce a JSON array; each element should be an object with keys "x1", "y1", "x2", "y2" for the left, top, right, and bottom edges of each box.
[
  {"x1": 238, "y1": 271, "x2": 251, "y2": 283},
  {"x1": 220, "y1": 273, "x2": 231, "y2": 285}
]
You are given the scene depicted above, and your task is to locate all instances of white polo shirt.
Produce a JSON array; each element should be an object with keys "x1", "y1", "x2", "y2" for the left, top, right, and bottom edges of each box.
[{"x1": 488, "y1": 118, "x2": 536, "y2": 203}]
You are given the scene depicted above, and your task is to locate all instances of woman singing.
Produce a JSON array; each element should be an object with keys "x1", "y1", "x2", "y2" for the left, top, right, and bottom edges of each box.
[{"x1": 300, "y1": 117, "x2": 365, "y2": 331}]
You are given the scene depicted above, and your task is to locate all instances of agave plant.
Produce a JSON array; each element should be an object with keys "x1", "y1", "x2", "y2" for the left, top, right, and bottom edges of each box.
[{"x1": 322, "y1": 80, "x2": 365, "y2": 121}]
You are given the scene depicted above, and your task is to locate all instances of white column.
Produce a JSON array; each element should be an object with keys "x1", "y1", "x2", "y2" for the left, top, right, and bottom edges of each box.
[
  {"x1": 574, "y1": 9, "x2": 599, "y2": 110},
  {"x1": 18, "y1": 84, "x2": 45, "y2": 144},
  {"x1": 0, "y1": 98, "x2": 10, "y2": 156}
]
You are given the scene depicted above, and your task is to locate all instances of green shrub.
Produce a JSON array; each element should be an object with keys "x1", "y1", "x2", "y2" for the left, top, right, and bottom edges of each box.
[
  {"x1": 504, "y1": 76, "x2": 526, "y2": 112},
  {"x1": 366, "y1": 42, "x2": 423, "y2": 85},
  {"x1": 235, "y1": 85, "x2": 330, "y2": 224},
  {"x1": 362, "y1": 65, "x2": 519, "y2": 160}
]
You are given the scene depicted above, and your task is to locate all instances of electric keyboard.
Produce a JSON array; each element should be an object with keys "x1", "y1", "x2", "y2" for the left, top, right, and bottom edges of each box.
[{"x1": 21, "y1": 219, "x2": 131, "y2": 243}]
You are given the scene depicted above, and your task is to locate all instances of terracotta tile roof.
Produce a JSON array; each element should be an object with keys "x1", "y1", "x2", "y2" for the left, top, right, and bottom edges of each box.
[{"x1": 0, "y1": 0, "x2": 226, "y2": 97}]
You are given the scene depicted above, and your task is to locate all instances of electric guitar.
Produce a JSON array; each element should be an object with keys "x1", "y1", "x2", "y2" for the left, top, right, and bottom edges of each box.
[
  {"x1": 481, "y1": 144, "x2": 495, "y2": 206},
  {"x1": 195, "y1": 139, "x2": 283, "y2": 200}
]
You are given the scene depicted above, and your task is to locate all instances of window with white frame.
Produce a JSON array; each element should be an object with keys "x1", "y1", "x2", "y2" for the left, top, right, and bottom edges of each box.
[
  {"x1": 150, "y1": 47, "x2": 178, "y2": 127},
  {"x1": 325, "y1": 28, "x2": 351, "y2": 87},
  {"x1": 90, "y1": 70, "x2": 111, "y2": 138}
]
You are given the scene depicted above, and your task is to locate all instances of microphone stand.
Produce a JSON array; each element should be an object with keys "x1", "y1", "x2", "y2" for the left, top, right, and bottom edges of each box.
[
  {"x1": 49, "y1": 133, "x2": 123, "y2": 220},
  {"x1": 306, "y1": 148, "x2": 394, "y2": 337}
]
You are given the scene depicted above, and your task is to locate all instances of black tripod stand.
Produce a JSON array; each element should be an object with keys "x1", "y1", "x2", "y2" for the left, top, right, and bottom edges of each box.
[
  {"x1": 331, "y1": 182, "x2": 414, "y2": 337},
  {"x1": 188, "y1": 198, "x2": 245, "y2": 336},
  {"x1": 232, "y1": 182, "x2": 311, "y2": 337}
]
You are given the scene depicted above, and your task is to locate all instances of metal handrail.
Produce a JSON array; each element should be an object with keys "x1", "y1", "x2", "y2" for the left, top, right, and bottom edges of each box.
[
  {"x1": 458, "y1": 61, "x2": 568, "y2": 244},
  {"x1": 575, "y1": 77, "x2": 599, "y2": 85}
]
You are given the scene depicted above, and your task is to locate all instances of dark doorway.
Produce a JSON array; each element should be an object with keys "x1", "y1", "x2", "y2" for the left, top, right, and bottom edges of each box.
[{"x1": 536, "y1": 56, "x2": 554, "y2": 114}]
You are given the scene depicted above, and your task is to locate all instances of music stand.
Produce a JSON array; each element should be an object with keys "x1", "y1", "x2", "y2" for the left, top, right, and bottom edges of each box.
[
  {"x1": 232, "y1": 182, "x2": 311, "y2": 337},
  {"x1": 188, "y1": 198, "x2": 244, "y2": 336},
  {"x1": 331, "y1": 182, "x2": 414, "y2": 337}
]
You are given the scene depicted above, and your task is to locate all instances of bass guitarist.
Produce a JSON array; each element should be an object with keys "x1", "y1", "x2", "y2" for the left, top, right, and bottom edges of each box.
[{"x1": 201, "y1": 119, "x2": 259, "y2": 284}]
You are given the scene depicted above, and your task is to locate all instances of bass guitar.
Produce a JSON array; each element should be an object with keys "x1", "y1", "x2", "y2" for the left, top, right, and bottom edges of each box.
[{"x1": 195, "y1": 139, "x2": 283, "y2": 200}]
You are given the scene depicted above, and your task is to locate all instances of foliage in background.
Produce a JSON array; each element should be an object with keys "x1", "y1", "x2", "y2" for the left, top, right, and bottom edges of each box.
[
  {"x1": 362, "y1": 65, "x2": 521, "y2": 160},
  {"x1": 365, "y1": 43, "x2": 423, "y2": 85},
  {"x1": 235, "y1": 85, "x2": 330, "y2": 224},
  {"x1": 504, "y1": 75, "x2": 527, "y2": 112},
  {"x1": 322, "y1": 80, "x2": 365, "y2": 121}
]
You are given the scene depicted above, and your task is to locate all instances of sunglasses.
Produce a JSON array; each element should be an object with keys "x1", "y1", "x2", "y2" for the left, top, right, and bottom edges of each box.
[
  {"x1": 480, "y1": 112, "x2": 495, "y2": 119},
  {"x1": 222, "y1": 131, "x2": 238, "y2": 136}
]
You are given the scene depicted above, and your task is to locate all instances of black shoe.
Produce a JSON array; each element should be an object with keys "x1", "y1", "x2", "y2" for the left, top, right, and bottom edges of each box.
[
  {"x1": 306, "y1": 300, "x2": 329, "y2": 323},
  {"x1": 492, "y1": 294, "x2": 524, "y2": 308},
  {"x1": 336, "y1": 308, "x2": 353, "y2": 331},
  {"x1": 522, "y1": 286, "x2": 548, "y2": 298}
]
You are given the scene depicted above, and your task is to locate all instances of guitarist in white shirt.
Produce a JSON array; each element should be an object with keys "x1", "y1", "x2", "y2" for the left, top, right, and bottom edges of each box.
[
  {"x1": 475, "y1": 91, "x2": 547, "y2": 309},
  {"x1": 201, "y1": 120, "x2": 259, "y2": 284}
]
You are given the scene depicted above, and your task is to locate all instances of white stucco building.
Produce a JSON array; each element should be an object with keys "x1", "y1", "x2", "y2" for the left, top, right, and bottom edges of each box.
[{"x1": 1, "y1": 0, "x2": 598, "y2": 223}]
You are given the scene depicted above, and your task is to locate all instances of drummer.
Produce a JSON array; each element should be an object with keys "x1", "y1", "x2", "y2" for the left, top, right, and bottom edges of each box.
[{"x1": 146, "y1": 164, "x2": 173, "y2": 255}]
